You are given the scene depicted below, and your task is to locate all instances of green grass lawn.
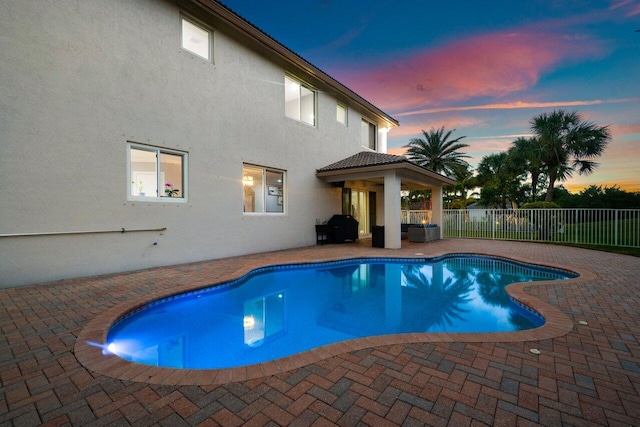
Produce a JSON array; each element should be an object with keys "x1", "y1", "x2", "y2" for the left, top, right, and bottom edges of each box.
[
  {"x1": 564, "y1": 217, "x2": 638, "y2": 247},
  {"x1": 445, "y1": 225, "x2": 639, "y2": 257},
  {"x1": 545, "y1": 242, "x2": 640, "y2": 257},
  {"x1": 445, "y1": 231, "x2": 640, "y2": 256}
]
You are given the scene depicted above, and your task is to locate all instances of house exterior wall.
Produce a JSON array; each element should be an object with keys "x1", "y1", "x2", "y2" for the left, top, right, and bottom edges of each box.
[{"x1": 0, "y1": 0, "x2": 389, "y2": 287}]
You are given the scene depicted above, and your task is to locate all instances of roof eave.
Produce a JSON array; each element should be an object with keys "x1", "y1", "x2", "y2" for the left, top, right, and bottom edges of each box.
[
  {"x1": 317, "y1": 162, "x2": 456, "y2": 186},
  {"x1": 316, "y1": 162, "x2": 405, "y2": 176}
]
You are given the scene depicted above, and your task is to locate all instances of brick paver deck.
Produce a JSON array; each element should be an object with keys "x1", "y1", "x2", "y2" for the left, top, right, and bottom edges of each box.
[{"x1": 1, "y1": 239, "x2": 639, "y2": 426}]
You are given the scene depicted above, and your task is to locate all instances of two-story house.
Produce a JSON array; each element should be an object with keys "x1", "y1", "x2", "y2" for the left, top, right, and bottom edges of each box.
[{"x1": 0, "y1": 0, "x2": 454, "y2": 288}]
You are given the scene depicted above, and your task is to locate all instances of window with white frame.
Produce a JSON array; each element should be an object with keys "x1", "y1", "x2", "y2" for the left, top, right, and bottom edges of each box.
[
  {"x1": 361, "y1": 119, "x2": 377, "y2": 150},
  {"x1": 336, "y1": 104, "x2": 347, "y2": 125},
  {"x1": 243, "y1": 165, "x2": 285, "y2": 213},
  {"x1": 181, "y1": 16, "x2": 212, "y2": 61},
  {"x1": 284, "y1": 75, "x2": 316, "y2": 126},
  {"x1": 128, "y1": 143, "x2": 187, "y2": 200}
]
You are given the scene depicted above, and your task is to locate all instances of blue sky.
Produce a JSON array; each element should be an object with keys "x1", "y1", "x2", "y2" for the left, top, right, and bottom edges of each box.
[{"x1": 222, "y1": 0, "x2": 640, "y2": 191}]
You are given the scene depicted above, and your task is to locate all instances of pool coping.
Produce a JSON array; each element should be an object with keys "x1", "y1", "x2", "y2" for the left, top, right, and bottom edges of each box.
[{"x1": 74, "y1": 251, "x2": 594, "y2": 386}]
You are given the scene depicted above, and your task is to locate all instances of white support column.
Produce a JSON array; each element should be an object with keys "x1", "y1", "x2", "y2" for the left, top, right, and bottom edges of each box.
[
  {"x1": 431, "y1": 185, "x2": 443, "y2": 239},
  {"x1": 384, "y1": 171, "x2": 401, "y2": 248},
  {"x1": 378, "y1": 127, "x2": 389, "y2": 154}
]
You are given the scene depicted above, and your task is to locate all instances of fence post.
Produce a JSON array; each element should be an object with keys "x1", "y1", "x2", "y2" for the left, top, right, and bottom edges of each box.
[
  {"x1": 492, "y1": 210, "x2": 495, "y2": 240},
  {"x1": 615, "y1": 209, "x2": 618, "y2": 246}
]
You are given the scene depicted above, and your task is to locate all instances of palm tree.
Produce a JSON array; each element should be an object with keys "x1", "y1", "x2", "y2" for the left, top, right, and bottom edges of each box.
[
  {"x1": 508, "y1": 137, "x2": 546, "y2": 202},
  {"x1": 476, "y1": 152, "x2": 525, "y2": 208},
  {"x1": 530, "y1": 110, "x2": 611, "y2": 202},
  {"x1": 450, "y1": 164, "x2": 477, "y2": 208},
  {"x1": 403, "y1": 127, "x2": 470, "y2": 177}
]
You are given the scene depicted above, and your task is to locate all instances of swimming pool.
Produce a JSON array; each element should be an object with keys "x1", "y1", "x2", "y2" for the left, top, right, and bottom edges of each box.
[{"x1": 106, "y1": 255, "x2": 575, "y2": 369}]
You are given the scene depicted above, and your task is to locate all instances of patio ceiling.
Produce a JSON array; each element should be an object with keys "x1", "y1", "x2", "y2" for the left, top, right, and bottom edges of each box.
[{"x1": 316, "y1": 151, "x2": 456, "y2": 190}]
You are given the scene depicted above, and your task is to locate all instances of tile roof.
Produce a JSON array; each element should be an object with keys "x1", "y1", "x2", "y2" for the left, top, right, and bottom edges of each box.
[{"x1": 317, "y1": 151, "x2": 410, "y2": 172}]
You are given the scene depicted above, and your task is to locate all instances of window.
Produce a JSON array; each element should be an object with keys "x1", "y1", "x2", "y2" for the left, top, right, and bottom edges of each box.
[
  {"x1": 284, "y1": 75, "x2": 316, "y2": 126},
  {"x1": 181, "y1": 16, "x2": 211, "y2": 60},
  {"x1": 243, "y1": 165, "x2": 285, "y2": 213},
  {"x1": 128, "y1": 143, "x2": 187, "y2": 200},
  {"x1": 361, "y1": 119, "x2": 377, "y2": 150},
  {"x1": 336, "y1": 104, "x2": 347, "y2": 125}
]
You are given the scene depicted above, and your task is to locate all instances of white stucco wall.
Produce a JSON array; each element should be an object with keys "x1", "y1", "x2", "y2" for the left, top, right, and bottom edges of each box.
[{"x1": 0, "y1": 0, "x2": 388, "y2": 287}]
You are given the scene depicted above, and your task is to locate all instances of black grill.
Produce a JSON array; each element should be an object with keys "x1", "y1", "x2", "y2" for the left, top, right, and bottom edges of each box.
[{"x1": 327, "y1": 215, "x2": 359, "y2": 242}]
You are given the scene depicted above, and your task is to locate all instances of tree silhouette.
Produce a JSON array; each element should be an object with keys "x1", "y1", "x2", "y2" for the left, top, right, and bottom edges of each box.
[
  {"x1": 530, "y1": 110, "x2": 611, "y2": 202},
  {"x1": 403, "y1": 127, "x2": 470, "y2": 177}
]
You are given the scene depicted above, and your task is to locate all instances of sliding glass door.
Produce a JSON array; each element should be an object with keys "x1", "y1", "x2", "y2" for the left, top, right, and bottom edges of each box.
[{"x1": 342, "y1": 188, "x2": 375, "y2": 236}]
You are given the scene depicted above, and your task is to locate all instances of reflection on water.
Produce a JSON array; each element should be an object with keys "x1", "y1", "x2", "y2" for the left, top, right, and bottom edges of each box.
[
  {"x1": 106, "y1": 257, "x2": 573, "y2": 369},
  {"x1": 401, "y1": 264, "x2": 473, "y2": 330},
  {"x1": 243, "y1": 292, "x2": 285, "y2": 347}
]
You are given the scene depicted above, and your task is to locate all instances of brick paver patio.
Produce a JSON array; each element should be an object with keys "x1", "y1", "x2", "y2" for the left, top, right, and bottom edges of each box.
[{"x1": 1, "y1": 239, "x2": 639, "y2": 426}]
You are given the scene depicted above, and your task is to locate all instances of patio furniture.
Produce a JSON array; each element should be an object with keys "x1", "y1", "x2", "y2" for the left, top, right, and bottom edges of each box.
[
  {"x1": 327, "y1": 215, "x2": 359, "y2": 242},
  {"x1": 315, "y1": 224, "x2": 331, "y2": 245},
  {"x1": 372, "y1": 226, "x2": 384, "y2": 248},
  {"x1": 401, "y1": 223, "x2": 423, "y2": 240},
  {"x1": 408, "y1": 225, "x2": 440, "y2": 242},
  {"x1": 400, "y1": 223, "x2": 430, "y2": 240}
]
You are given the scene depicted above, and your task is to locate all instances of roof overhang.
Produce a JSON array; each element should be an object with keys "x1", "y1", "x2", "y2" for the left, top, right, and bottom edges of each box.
[{"x1": 317, "y1": 153, "x2": 456, "y2": 190}]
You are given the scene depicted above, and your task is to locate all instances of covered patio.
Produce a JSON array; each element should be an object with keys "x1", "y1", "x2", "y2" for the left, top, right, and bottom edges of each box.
[{"x1": 316, "y1": 152, "x2": 456, "y2": 248}]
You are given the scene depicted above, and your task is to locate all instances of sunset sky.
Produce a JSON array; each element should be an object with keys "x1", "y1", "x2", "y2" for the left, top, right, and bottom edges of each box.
[{"x1": 223, "y1": 0, "x2": 640, "y2": 193}]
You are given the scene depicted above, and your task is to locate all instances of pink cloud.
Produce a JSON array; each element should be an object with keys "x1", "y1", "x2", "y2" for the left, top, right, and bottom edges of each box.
[
  {"x1": 472, "y1": 133, "x2": 534, "y2": 140},
  {"x1": 610, "y1": 0, "x2": 640, "y2": 16},
  {"x1": 390, "y1": 116, "x2": 483, "y2": 138},
  {"x1": 397, "y1": 97, "x2": 640, "y2": 117},
  {"x1": 610, "y1": 0, "x2": 633, "y2": 10},
  {"x1": 387, "y1": 147, "x2": 407, "y2": 156},
  {"x1": 610, "y1": 122, "x2": 640, "y2": 137},
  {"x1": 334, "y1": 30, "x2": 606, "y2": 112},
  {"x1": 464, "y1": 139, "x2": 515, "y2": 160}
]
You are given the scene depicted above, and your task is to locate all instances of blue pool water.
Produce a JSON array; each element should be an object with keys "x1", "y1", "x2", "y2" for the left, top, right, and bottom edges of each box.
[{"x1": 106, "y1": 256, "x2": 575, "y2": 369}]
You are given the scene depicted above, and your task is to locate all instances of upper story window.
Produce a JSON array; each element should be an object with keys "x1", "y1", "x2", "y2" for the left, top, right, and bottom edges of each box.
[
  {"x1": 361, "y1": 119, "x2": 377, "y2": 150},
  {"x1": 284, "y1": 75, "x2": 316, "y2": 126},
  {"x1": 181, "y1": 16, "x2": 212, "y2": 61},
  {"x1": 128, "y1": 143, "x2": 187, "y2": 201},
  {"x1": 336, "y1": 104, "x2": 347, "y2": 125},
  {"x1": 243, "y1": 164, "x2": 285, "y2": 214}
]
